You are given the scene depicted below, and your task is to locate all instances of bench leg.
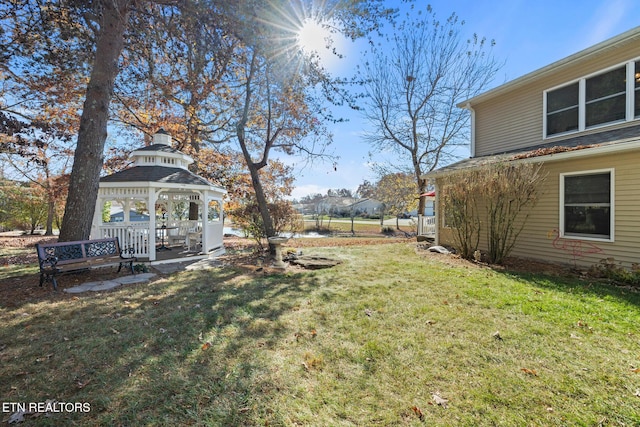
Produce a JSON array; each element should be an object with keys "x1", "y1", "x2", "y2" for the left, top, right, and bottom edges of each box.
[
  {"x1": 118, "y1": 261, "x2": 136, "y2": 275},
  {"x1": 40, "y1": 272, "x2": 58, "y2": 290}
]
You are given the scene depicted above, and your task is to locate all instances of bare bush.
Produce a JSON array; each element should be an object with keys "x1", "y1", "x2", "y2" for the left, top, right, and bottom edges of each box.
[{"x1": 441, "y1": 161, "x2": 546, "y2": 263}]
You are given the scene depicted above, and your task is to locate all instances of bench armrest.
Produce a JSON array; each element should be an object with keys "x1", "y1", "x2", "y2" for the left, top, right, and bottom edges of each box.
[
  {"x1": 39, "y1": 255, "x2": 59, "y2": 270},
  {"x1": 120, "y1": 246, "x2": 137, "y2": 259}
]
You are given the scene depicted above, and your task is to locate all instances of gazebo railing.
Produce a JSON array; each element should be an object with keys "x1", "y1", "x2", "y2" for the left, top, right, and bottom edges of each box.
[{"x1": 98, "y1": 223, "x2": 150, "y2": 258}]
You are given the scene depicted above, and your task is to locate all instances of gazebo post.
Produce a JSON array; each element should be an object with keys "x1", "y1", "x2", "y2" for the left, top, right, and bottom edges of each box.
[
  {"x1": 123, "y1": 199, "x2": 131, "y2": 222},
  {"x1": 148, "y1": 189, "x2": 158, "y2": 261}
]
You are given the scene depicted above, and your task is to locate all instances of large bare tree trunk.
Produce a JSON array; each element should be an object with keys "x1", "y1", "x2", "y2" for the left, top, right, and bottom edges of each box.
[{"x1": 59, "y1": 0, "x2": 130, "y2": 241}]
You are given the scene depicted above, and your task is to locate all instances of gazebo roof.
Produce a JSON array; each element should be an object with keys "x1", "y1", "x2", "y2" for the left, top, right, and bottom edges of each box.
[
  {"x1": 98, "y1": 130, "x2": 226, "y2": 194},
  {"x1": 100, "y1": 166, "x2": 217, "y2": 188},
  {"x1": 132, "y1": 144, "x2": 183, "y2": 154}
]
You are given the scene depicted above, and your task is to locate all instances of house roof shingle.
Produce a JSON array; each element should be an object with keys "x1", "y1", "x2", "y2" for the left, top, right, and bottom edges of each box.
[{"x1": 424, "y1": 123, "x2": 640, "y2": 178}]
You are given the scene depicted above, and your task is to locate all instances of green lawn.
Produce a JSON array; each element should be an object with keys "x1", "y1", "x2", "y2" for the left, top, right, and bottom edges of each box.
[{"x1": 1, "y1": 243, "x2": 639, "y2": 426}]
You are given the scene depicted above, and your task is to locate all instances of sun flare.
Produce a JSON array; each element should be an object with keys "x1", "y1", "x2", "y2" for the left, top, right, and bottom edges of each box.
[{"x1": 297, "y1": 19, "x2": 331, "y2": 55}]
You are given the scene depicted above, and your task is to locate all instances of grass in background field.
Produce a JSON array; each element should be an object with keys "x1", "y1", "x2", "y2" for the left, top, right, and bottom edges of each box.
[{"x1": 1, "y1": 243, "x2": 639, "y2": 426}]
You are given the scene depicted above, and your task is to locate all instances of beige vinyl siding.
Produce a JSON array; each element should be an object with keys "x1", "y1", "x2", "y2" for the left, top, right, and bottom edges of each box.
[
  {"x1": 436, "y1": 149, "x2": 640, "y2": 269},
  {"x1": 473, "y1": 42, "x2": 640, "y2": 157}
]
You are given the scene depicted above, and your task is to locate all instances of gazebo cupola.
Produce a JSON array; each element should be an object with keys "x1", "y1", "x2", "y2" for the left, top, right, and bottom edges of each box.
[
  {"x1": 91, "y1": 129, "x2": 227, "y2": 262},
  {"x1": 130, "y1": 129, "x2": 193, "y2": 170}
]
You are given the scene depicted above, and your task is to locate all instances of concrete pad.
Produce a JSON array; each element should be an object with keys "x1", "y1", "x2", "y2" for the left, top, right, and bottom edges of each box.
[
  {"x1": 64, "y1": 284, "x2": 96, "y2": 294},
  {"x1": 88, "y1": 281, "x2": 121, "y2": 291},
  {"x1": 63, "y1": 273, "x2": 157, "y2": 294},
  {"x1": 185, "y1": 259, "x2": 222, "y2": 271},
  {"x1": 113, "y1": 273, "x2": 156, "y2": 284},
  {"x1": 152, "y1": 261, "x2": 198, "y2": 274}
]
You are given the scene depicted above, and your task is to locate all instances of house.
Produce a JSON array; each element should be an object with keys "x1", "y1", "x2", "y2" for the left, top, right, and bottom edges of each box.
[
  {"x1": 424, "y1": 27, "x2": 640, "y2": 269},
  {"x1": 315, "y1": 196, "x2": 357, "y2": 216},
  {"x1": 109, "y1": 209, "x2": 150, "y2": 223},
  {"x1": 348, "y1": 198, "x2": 384, "y2": 216}
]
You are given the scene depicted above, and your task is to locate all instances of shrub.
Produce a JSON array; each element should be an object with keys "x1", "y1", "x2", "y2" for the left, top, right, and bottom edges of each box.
[
  {"x1": 381, "y1": 226, "x2": 395, "y2": 235},
  {"x1": 441, "y1": 161, "x2": 546, "y2": 264},
  {"x1": 588, "y1": 258, "x2": 640, "y2": 285},
  {"x1": 229, "y1": 200, "x2": 302, "y2": 248}
]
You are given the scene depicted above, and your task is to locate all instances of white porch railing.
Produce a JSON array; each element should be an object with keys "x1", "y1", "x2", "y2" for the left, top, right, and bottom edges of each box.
[
  {"x1": 98, "y1": 223, "x2": 150, "y2": 258},
  {"x1": 98, "y1": 219, "x2": 223, "y2": 259},
  {"x1": 418, "y1": 215, "x2": 436, "y2": 237}
]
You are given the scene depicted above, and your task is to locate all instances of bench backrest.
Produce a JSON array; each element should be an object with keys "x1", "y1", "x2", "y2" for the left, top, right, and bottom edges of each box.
[{"x1": 36, "y1": 237, "x2": 121, "y2": 266}]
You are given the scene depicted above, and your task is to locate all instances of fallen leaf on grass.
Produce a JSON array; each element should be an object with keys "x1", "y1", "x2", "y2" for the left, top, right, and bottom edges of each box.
[
  {"x1": 631, "y1": 367, "x2": 640, "y2": 373},
  {"x1": 76, "y1": 379, "x2": 91, "y2": 389},
  {"x1": 35, "y1": 354, "x2": 53, "y2": 363},
  {"x1": 201, "y1": 342, "x2": 212, "y2": 351},
  {"x1": 7, "y1": 410, "x2": 25, "y2": 424},
  {"x1": 521, "y1": 368, "x2": 538, "y2": 376},
  {"x1": 577, "y1": 321, "x2": 594, "y2": 333},
  {"x1": 432, "y1": 393, "x2": 448, "y2": 408},
  {"x1": 411, "y1": 405, "x2": 425, "y2": 421}
]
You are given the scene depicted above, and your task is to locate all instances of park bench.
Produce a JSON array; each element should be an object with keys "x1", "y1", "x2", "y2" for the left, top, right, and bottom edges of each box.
[{"x1": 35, "y1": 237, "x2": 137, "y2": 290}]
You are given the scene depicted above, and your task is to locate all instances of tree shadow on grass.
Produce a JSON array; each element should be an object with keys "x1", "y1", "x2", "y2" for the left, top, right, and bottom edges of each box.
[
  {"x1": 0, "y1": 266, "x2": 321, "y2": 426},
  {"x1": 494, "y1": 267, "x2": 640, "y2": 308}
]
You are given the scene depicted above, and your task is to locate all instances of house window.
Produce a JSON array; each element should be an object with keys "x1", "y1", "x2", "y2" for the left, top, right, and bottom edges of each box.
[
  {"x1": 545, "y1": 60, "x2": 640, "y2": 137},
  {"x1": 561, "y1": 169, "x2": 613, "y2": 240},
  {"x1": 547, "y1": 82, "x2": 579, "y2": 135},
  {"x1": 585, "y1": 66, "x2": 626, "y2": 127}
]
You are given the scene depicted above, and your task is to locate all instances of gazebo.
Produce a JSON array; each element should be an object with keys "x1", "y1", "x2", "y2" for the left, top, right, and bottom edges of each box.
[{"x1": 90, "y1": 130, "x2": 227, "y2": 263}]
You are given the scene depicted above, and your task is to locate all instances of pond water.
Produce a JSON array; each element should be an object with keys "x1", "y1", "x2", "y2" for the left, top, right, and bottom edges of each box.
[{"x1": 223, "y1": 227, "x2": 326, "y2": 238}]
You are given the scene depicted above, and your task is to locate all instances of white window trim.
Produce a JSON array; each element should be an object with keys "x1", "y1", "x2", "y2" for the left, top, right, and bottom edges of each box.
[
  {"x1": 544, "y1": 60, "x2": 639, "y2": 139},
  {"x1": 559, "y1": 168, "x2": 615, "y2": 243}
]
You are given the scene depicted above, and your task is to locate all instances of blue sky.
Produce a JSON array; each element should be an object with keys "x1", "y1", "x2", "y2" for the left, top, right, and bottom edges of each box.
[{"x1": 287, "y1": 0, "x2": 640, "y2": 199}]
